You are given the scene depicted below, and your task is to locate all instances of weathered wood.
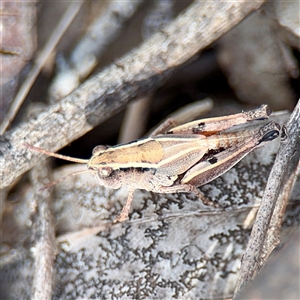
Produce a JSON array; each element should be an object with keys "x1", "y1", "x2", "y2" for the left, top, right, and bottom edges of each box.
[
  {"x1": 30, "y1": 161, "x2": 56, "y2": 300},
  {"x1": 234, "y1": 99, "x2": 300, "y2": 296}
]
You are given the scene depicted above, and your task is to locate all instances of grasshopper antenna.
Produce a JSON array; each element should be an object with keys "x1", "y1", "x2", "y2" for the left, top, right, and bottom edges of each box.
[
  {"x1": 24, "y1": 143, "x2": 91, "y2": 190},
  {"x1": 40, "y1": 169, "x2": 91, "y2": 190},
  {"x1": 24, "y1": 143, "x2": 89, "y2": 164}
]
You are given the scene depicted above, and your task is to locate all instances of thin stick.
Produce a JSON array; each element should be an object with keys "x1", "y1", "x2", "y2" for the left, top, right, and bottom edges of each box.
[
  {"x1": 0, "y1": 1, "x2": 84, "y2": 134},
  {"x1": 30, "y1": 159, "x2": 55, "y2": 300},
  {"x1": 118, "y1": 96, "x2": 151, "y2": 143},
  {"x1": 234, "y1": 99, "x2": 300, "y2": 297}
]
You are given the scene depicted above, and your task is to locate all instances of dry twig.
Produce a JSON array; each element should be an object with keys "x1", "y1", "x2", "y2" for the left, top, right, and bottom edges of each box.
[
  {"x1": 0, "y1": 1, "x2": 84, "y2": 134},
  {"x1": 234, "y1": 99, "x2": 300, "y2": 296},
  {"x1": 49, "y1": 1, "x2": 144, "y2": 100},
  {"x1": 30, "y1": 160, "x2": 56, "y2": 300}
]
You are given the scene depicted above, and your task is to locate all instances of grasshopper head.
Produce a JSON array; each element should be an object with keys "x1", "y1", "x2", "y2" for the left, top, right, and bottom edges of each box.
[
  {"x1": 88, "y1": 145, "x2": 110, "y2": 174},
  {"x1": 88, "y1": 162, "x2": 122, "y2": 189},
  {"x1": 88, "y1": 147, "x2": 122, "y2": 189}
]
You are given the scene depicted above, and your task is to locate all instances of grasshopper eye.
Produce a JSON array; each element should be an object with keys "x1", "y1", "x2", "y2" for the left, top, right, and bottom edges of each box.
[
  {"x1": 98, "y1": 166, "x2": 113, "y2": 178},
  {"x1": 92, "y1": 145, "x2": 107, "y2": 155}
]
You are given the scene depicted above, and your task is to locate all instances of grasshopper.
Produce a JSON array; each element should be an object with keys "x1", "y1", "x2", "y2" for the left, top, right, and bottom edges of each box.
[{"x1": 26, "y1": 105, "x2": 280, "y2": 222}]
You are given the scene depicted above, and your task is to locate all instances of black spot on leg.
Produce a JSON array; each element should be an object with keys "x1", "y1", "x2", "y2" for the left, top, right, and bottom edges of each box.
[
  {"x1": 208, "y1": 156, "x2": 218, "y2": 164},
  {"x1": 198, "y1": 122, "x2": 205, "y2": 130},
  {"x1": 192, "y1": 122, "x2": 205, "y2": 133}
]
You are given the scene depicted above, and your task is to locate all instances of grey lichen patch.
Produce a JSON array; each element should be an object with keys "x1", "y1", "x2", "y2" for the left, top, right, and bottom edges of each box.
[
  {"x1": 0, "y1": 248, "x2": 34, "y2": 300},
  {"x1": 53, "y1": 209, "x2": 251, "y2": 299}
]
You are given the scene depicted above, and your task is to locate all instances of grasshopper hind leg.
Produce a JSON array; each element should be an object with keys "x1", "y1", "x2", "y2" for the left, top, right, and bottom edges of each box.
[
  {"x1": 149, "y1": 118, "x2": 178, "y2": 136},
  {"x1": 187, "y1": 185, "x2": 220, "y2": 208},
  {"x1": 154, "y1": 184, "x2": 219, "y2": 208}
]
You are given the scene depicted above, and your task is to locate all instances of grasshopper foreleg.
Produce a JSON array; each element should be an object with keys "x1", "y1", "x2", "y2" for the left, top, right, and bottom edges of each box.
[{"x1": 114, "y1": 189, "x2": 135, "y2": 223}]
